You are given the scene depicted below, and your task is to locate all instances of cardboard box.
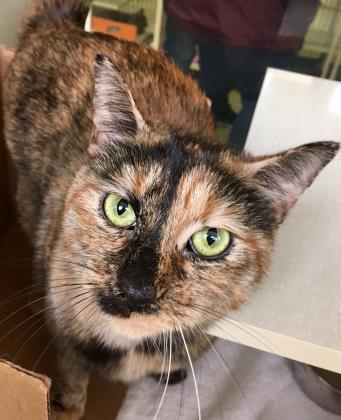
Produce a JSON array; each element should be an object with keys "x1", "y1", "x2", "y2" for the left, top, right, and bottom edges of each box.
[
  {"x1": 0, "y1": 46, "x2": 126, "y2": 420},
  {"x1": 92, "y1": 16, "x2": 137, "y2": 41}
]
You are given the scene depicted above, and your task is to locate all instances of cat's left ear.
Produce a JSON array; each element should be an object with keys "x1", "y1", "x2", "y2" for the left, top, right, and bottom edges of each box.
[
  {"x1": 244, "y1": 141, "x2": 339, "y2": 224},
  {"x1": 90, "y1": 53, "x2": 146, "y2": 151}
]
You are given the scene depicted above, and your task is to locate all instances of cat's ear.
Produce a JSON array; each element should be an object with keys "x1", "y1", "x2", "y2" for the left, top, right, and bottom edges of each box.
[
  {"x1": 90, "y1": 53, "x2": 146, "y2": 150},
  {"x1": 244, "y1": 141, "x2": 339, "y2": 224}
]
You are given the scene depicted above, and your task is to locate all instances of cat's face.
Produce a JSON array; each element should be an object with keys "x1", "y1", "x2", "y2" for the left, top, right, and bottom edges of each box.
[{"x1": 47, "y1": 55, "x2": 339, "y2": 350}]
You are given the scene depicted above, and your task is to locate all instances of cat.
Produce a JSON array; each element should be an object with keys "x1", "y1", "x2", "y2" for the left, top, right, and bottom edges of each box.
[{"x1": 3, "y1": 0, "x2": 339, "y2": 418}]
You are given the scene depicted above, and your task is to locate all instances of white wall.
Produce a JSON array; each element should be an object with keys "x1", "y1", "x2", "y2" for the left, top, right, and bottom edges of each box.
[{"x1": 0, "y1": 0, "x2": 30, "y2": 47}]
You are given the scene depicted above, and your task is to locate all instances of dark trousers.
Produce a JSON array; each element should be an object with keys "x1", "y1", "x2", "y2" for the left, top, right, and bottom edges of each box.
[{"x1": 164, "y1": 16, "x2": 293, "y2": 150}]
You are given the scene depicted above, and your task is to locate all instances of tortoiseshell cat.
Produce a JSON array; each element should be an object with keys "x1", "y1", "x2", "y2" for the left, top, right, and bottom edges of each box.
[{"x1": 4, "y1": 0, "x2": 339, "y2": 418}]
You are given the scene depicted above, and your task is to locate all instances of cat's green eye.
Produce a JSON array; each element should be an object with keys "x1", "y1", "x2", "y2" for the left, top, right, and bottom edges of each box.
[
  {"x1": 103, "y1": 193, "x2": 136, "y2": 228},
  {"x1": 189, "y1": 227, "x2": 231, "y2": 258}
]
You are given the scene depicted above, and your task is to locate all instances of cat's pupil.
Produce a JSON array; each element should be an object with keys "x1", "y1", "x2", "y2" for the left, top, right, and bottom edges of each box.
[
  {"x1": 117, "y1": 199, "x2": 128, "y2": 216},
  {"x1": 206, "y1": 228, "x2": 218, "y2": 246}
]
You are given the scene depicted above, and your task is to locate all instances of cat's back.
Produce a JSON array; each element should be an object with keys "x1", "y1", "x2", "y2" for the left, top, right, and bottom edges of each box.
[{"x1": 4, "y1": 3, "x2": 214, "y2": 159}]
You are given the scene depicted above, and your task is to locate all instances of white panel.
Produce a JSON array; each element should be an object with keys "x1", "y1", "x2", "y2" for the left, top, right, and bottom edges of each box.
[{"x1": 212, "y1": 68, "x2": 341, "y2": 372}]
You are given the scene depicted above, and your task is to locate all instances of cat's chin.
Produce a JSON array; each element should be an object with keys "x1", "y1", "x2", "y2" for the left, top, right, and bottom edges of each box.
[{"x1": 101, "y1": 311, "x2": 172, "y2": 342}]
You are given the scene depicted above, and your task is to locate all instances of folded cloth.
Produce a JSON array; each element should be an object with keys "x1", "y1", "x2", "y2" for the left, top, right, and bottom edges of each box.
[{"x1": 117, "y1": 338, "x2": 340, "y2": 420}]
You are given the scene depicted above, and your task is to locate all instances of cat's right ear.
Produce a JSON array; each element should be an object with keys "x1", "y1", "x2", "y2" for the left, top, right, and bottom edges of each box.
[
  {"x1": 90, "y1": 53, "x2": 147, "y2": 152},
  {"x1": 243, "y1": 141, "x2": 339, "y2": 225}
]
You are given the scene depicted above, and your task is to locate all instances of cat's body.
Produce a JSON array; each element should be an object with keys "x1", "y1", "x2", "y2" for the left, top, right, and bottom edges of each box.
[{"x1": 4, "y1": 1, "x2": 339, "y2": 418}]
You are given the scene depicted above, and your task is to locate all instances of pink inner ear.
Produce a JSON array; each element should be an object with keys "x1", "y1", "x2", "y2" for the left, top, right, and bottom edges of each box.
[
  {"x1": 248, "y1": 157, "x2": 315, "y2": 224},
  {"x1": 243, "y1": 155, "x2": 280, "y2": 175},
  {"x1": 92, "y1": 54, "x2": 147, "y2": 148},
  {"x1": 261, "y1": 179, "x2": 304, "y2": 223},
  {"x1": 242, "y1": 141, "x2": 339, "y2": 224},
  {"x1": 127, "y1": 90, "x2": 147, "y2": 133}
]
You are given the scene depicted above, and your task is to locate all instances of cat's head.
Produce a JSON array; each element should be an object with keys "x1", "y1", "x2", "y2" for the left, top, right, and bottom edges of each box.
[{"x1": 47, "y1": 54, "x2": 339, "y2": 350}]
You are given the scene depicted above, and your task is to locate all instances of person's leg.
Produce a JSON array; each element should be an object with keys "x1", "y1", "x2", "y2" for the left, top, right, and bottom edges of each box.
[
  {"x1": 228, "y1": 48, "x2": 293, "y2": 151},
  {"x1": 163, "y1": 16, "x2": 197, "y2": 74},
  {"x1": 197, "y1": 38, "x2": 231, "y2": 122},
  {"x1": 227, "y1": 100, "x2": 257, "y2": 151}
]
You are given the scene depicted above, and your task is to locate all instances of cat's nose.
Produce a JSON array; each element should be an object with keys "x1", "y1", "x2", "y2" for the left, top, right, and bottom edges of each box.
[{"x1": 122, "y1": 284, "x2": 156, "y2": 310}]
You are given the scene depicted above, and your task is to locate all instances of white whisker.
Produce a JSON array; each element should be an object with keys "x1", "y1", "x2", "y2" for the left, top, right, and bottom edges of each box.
[
  {"x1": 196, "y1": 324, "x2": 256, "y2": 420},
  {"x1": 158, "y1": 331, "x2": 167, "y2": 386},
  {"x1": 153, "y1": 332, "x2": 172, "y2": 420},
  {"x1": 179, "y1": 327, "x2": 201, "y2": 420}
]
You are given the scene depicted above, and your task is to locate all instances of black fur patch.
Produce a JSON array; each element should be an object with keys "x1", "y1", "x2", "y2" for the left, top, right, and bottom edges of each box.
[
  {"x1": 152, "y1": 368, "x2": 187, "y2": 385},
  {"x1": 97, "y1": 286, "x2": 131, "y2": 318},
  {"x1": 116, "y1": 245, "x2": 159, "y2": 299},
  {"x1": 136, "y1": 329, "x2": 196, "y2": 359},
  {"x1": 73, "y1": 336, "x2": 124, "y2": 365}
]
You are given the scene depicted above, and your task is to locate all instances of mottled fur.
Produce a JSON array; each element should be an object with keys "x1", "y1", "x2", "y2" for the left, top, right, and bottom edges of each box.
[{"x1": 4, "y1": 1, "x2": 339, "y2": 418}]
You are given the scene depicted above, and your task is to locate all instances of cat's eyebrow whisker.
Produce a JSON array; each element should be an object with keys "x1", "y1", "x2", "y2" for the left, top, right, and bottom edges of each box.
[
  {"x1": 179, "y1": 326, "x2": 201, "y2": 420},
  {"x1": 153, "y1": 331, "x2": 172, "y2": 420}
]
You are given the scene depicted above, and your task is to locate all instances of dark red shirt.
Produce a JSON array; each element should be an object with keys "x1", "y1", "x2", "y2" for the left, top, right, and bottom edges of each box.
[{"x1": 167, "y1": 0, "x2": 319, "y2": 52}]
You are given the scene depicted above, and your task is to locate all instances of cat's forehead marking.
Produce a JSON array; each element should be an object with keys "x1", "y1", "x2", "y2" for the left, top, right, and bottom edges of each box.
[
  {"x1": 113, "y1": 162, "x2": 164, "y2": 197},
  {"x1": 133, "y1": 163, "x2": 164, "y2": 197},
  {"x1": 94, "y1": 160, "x2": 165, "y2": 202},
  {"x1": 158, "y1": 163, "x2": 254, "y2": 254},
  {"x1": 176, "y1": 165, "x2": 216, "y2": 216},
  {"x1": 159, "y1": 166, "x2": 218, "y2": 249}
]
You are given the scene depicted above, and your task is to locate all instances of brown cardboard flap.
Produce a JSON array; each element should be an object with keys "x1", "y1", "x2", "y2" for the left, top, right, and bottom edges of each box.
[{"x1": 0, "y1": 359, "x2": 50, "y2": 420}]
